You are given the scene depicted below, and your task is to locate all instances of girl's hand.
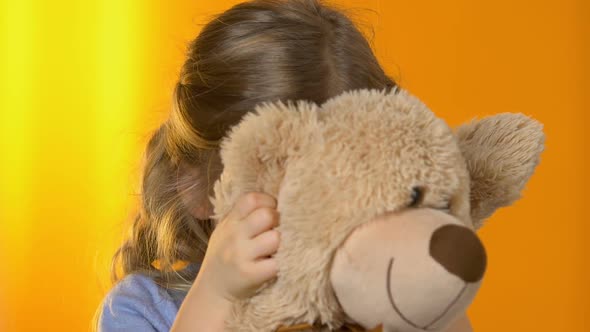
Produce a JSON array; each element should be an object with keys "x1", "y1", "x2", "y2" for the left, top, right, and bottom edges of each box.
[
  {"x1": 198, "y1": 192, "x2": 281, "y2": 302},
  {"x1": 172, "y1": 192, "x2": 280, "y2": 332}
]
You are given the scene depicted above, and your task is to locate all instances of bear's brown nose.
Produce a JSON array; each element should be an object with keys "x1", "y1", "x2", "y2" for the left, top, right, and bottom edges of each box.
[{"x1": 429, "y1": 224, "x2": 487, "y2": 283}]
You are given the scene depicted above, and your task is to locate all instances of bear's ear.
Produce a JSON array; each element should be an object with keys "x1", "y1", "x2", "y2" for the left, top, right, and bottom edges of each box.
[
  {"x1": 455, "y1": 113, "x2": 545, "y2": 228},
  {"x1": 212, "y1": 99, "x2": 321, "y2": 220}
]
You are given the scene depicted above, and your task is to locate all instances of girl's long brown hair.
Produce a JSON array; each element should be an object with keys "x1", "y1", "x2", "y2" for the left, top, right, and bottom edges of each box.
[{"x1": 111, "y1": 0, "x2": 396, "y2": 293}]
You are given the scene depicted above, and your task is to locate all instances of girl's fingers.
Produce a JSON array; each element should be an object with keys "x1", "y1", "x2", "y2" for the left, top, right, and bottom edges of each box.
[
  {"x1": 250, "y1": 229, "x2": 281, "y2": 259},
  {"x1": 251, "y1": 257, "x2": 279, "y2": 283},
  {"x1": 243, "y1": 207, "x2": 279, "y2": 238},
  {"x1": 230, "y1": 192, "x2": 277, "y2": 220}
]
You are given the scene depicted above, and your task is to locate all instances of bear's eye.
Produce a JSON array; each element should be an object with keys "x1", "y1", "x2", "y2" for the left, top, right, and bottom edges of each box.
[{"x1": 409, "y1": 186, "x2": 424, "y2": 207}]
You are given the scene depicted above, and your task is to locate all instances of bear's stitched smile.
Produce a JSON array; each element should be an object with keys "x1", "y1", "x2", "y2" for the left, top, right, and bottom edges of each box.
[{"x1": 386, "y1": 258, "x2": 467, "y2": 331}]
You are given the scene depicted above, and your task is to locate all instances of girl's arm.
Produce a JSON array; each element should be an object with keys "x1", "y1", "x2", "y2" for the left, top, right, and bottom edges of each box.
[{"x1": 170, "y1": 272, "x2": 233, "y2": 332}]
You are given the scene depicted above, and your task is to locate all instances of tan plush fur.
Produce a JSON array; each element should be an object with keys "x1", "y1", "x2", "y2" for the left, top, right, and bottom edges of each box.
[
  {"x1": 455, "y1": 115, "x2": 545, "y2": 228},
  {"x1": 211, "y1": 88, "x2": 544, "y2": 331}
]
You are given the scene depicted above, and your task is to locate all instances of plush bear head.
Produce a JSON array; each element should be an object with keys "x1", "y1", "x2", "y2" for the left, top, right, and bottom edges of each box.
[{"x1": 211, "y1": 88, "x2": 544, "y2": 332}]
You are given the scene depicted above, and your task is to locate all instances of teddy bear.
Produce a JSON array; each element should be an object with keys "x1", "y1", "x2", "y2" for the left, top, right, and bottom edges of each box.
[{"x1": 211, "y1": 88, "x2": 545, "y2": 332}]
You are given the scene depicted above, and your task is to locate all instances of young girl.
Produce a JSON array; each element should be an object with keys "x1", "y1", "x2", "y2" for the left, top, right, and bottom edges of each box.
[{"x1": 97, "y1": 0, "x2": 471, "y2": 331}]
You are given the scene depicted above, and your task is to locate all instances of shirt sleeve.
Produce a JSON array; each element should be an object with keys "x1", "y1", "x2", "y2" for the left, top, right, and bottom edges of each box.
[{"x1": 98, "y1": 274, "x2": 179, "y2": 332}]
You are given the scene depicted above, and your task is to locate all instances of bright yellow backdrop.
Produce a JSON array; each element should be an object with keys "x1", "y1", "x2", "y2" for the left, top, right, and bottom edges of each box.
[{"x1": 0, "y1": 0, "x2": 587, "y2": 331}]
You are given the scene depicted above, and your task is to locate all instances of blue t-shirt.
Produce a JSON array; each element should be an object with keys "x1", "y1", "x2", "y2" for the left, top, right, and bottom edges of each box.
[{"x1": 98, "y1": 265, "x2": 199, "y2": 332}]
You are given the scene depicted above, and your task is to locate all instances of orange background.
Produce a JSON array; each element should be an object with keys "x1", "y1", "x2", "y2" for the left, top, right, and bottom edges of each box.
[{"x1": 0, "y1": 0, "x2": 587, "y2": 331}]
